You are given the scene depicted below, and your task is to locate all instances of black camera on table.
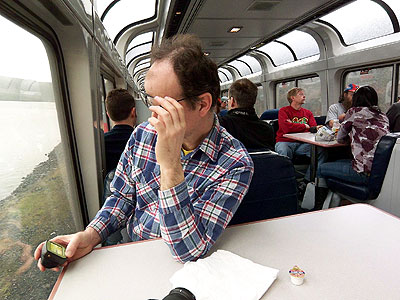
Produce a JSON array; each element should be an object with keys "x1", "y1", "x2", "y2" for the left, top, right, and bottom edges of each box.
[{"x1": 149, "y1": 287, "x2": 196, "y2": 300}]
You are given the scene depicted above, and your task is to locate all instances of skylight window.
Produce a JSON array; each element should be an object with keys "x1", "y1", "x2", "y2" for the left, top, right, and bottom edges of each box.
[
  {"x1": 101, "y1": 0, "x2": 156, "y2": 42},
  {"x1": 218, "y1": 68, "x2": 233, "y2": 82},
  {"x1": 320, "y1": 0, "x2": 394, "y2": 45},
  {"x1": 276, "y1": 30, "x2": 319, "y2": 60},
  {"x1": 257, "y1": 42, "x2": 294, "y2": 66},
  {"x1": 125, "y1": 32, "x2": 153, "y2": 65}
]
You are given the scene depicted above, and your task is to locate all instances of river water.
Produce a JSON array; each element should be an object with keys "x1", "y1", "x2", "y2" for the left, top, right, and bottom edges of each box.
[{"x1": 0, "y1": 101, "x2": 61, "y2": 200}]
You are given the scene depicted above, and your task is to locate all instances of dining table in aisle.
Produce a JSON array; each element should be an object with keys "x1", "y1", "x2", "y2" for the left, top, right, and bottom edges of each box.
[
  {"x1": 282, "y1": 132, "x2": 347, "y2": 182},
  {"x1": 48, "y1": 204, "x2": 400, "y2": 300}
]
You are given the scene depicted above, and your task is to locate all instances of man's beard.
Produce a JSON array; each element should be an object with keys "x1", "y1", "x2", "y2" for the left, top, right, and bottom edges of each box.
[{"x1": 343, "y1": 99, "x2": 352, "y2": 110}]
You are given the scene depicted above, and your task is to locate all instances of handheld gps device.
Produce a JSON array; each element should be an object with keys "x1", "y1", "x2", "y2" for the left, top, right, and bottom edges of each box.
[{"x1": 40, "y1": 240, "x2": 67, "y2": 268}]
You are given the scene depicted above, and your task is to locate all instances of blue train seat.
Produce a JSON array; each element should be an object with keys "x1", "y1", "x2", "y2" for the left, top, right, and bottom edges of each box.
[
  {"x1": 229, "y1": 150, "x2": 298, "y2": 225},
  {"x1": 260, "y1": 109, "x2": 279, "y2": 121},
  {"x1": 323, "y1": 133, "x2": 399, "y2": 208},
  {"x1": 102, "y1": 169, "x2": 129, "y2": 245},
  {"x1": 314, "y1": 115, "x2": 326, "y2": 126}
]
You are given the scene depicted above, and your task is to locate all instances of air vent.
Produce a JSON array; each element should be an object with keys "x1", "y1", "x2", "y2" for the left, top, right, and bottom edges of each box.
[
  {"x1": 247, "y1": 0, "x2": 281, "y2": 11},
  {"x1": 209, "y1": 41, "x2": 227, "y2": 47}
]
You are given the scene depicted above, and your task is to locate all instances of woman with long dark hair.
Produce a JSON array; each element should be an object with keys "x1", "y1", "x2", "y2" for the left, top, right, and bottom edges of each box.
[{"x1": 318, "y1": 86, "x2": 389, "y2": 185}]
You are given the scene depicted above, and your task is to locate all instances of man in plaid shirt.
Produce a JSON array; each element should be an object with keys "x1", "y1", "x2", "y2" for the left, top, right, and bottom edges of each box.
[{"x1": 35, "y1": 34, "x2": 253, "y2": 267}]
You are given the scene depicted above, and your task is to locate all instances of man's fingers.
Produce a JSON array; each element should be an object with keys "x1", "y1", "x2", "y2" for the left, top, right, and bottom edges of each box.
[
  {"x1": 64, "y1": 235, "x2": 79, "y2": 258},
  {"x1": 162, "y1": 97, "x2": 184, "y2": 124},
  {"x1": 152, "y1": 96, "x2": 185, "y2": 126},
  {"x1": 148, "y1": 116, "x2": 165, "y2": 134},
  {"x1": 37, "y1": 258, "x2": 45, "y2": 272},
  {"x1": 34, "y1": 242, "x2": 45, "y2": 260}
]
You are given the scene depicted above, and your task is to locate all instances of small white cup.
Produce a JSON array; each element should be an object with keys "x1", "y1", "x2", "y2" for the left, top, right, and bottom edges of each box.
[
  {"x1": 289, "y1": 265, "x2": 305, "y2": 286},
  {"x1": 290, "y1": 274, "x2": 305, "y2": 286}
]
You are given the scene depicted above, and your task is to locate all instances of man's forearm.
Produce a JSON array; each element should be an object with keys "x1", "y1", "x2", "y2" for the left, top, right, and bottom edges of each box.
[
  {"x1": 84, "y1": 227, "x2": 102, "y2": 247},
  {"x1": 160, "y1": 163, "x2": 185, "y2": 190}
]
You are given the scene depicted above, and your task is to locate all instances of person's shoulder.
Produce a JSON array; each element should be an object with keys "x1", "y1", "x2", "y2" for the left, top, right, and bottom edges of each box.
[
  {"x1": 279, "y1": 105, "x2": 290, "y2": 111},
  {"x1": 388, "y1": 102, "x2": 400, "y2": 113},
  {"x1": 218, "y1": 112, "x2": 232, "y2": 122},
  {"x1": 216, "y1": 125, "x2": 253, "y2": 167},
  {"x1": 134, "y1": 121, "x2": 155, "y2": 134},
  {"x1": 129, "y1": 122, "x2": 156, "y2": 144},
  {"x1": 104, "y1": 127, "x2": 117, "y2": 141},
  {"x1": 278, "y1": 105, "x2": 290, "y2": 114},
  {"x1": 328, "y1": 103, "x2": 339, "y2": 111},
  {"x1": 218, "y1": 109, "x2": 228, "y2": 117}
]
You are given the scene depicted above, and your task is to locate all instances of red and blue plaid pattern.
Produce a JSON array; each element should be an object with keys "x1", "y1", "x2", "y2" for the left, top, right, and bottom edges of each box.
[{"x1": 88, "y1": 118, "x2": 253, "y2": 262}]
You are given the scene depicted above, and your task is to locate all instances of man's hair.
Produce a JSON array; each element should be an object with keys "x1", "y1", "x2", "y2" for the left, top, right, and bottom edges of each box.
[
  {"x1": 352, "y1": 86, "x2": 378, "y2": 108},
  {"x1": 151, "y1": 34, "x2": 220, "y2": 109},
  {"x1": 105, "y1": 88, "x2": 135, "y2": 121},
  {"x1": 228, "y1": 78, "x2": 258, "y2": 108},
  {"x1": 287, "y1": 87, "x2": 303, "y2": 104}
]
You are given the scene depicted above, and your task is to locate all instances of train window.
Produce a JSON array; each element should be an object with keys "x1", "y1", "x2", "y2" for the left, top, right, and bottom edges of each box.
[
  {"x1": 100, "y1": 76, "x2": 115, "y2": 133},
  {"x1": 134, "y1": 58, "x2": 150, "y2": 70},
  {"x1": 398, "y1": 67, "x2": 400, "y2": 102},
  {"x1": 258, "y1": 41, "x2": 294, "y2": 66},
  {"x1": 384, "y1": 0, "x2": 400, "y2": 25},
  {"x1": 228, "y1": 56, "x2": 262, "y2": 77},
  {"x1": 320, "y1": 0, "x2": 394, "y2": 46},
  {"x1": 100, "y1": 0, "x2": 157, "y2": 42},
  {"x1": 228, "y1": 60, "x2": 252, "y2": 77},
  {"x1": 298, "y1": 77, "x2": 322, "y2": 116},
  {"x1": 0, "y1": 15, "x2": 82, "y2": 299},
  {"x1": 275, "y1": 76, "x2": 321, "y2": 116},
  {"x1": 218, "y1": 68, "x2": 233, "y2": 83},
  {"x1": 275, "y1": 30, "x2": 319, "y2": 60},
  {"x1": 255, "y1": 85, "x2": 266, "y2": 115},
  {"x1": 239, "y1": 56, "x2": 262, "y2": 74},
  {"x1": 133, "y1": 59, "x2": 151, "y2": 78},
  {"x1": 125, "y1": 32, "x2": 153, "y2": 66},
  {"x1": 276, "y1": 81, "x2": 295, "y2": 108},
  {"x1": 344, "y1": 66, "x2": 393, "y2": 112}
]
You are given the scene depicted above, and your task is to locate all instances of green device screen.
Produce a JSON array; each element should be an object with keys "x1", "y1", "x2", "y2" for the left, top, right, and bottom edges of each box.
[{"x1": 47, "y1": 241, "x2": 66, "y2": 258}]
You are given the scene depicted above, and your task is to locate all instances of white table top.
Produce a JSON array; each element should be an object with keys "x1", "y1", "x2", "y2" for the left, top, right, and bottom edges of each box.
[
  {"x1": 49, "y1": 204, "x2": 400, "y2": 300},
  {"x1": 283, "y1": 132, "x2": 345, "y2": 148}
]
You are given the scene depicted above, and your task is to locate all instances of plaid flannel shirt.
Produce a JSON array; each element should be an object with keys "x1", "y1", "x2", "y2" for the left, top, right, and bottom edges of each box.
[{"x1": 88, "y1": 118, "x2": 253, "y2": 262}]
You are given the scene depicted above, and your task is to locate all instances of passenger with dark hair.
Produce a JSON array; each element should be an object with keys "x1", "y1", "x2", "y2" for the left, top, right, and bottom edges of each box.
[
  {"x1": 386, "y1": 97, "x2": 400, "y2": 132},
  {"x1": 104, "y1": 88, "x2": 136, "y2": 174},
  {"x1": 219, "y1": 78, "x2": 274, "y2": 150},
  {"x1": 325, "y1": 83, "x2": 359, "y2": 128},
  {"x1": 35, "y1": 34, "x2": 253, "y2": 266},
  {"x1": 318, "y1": 86, "x2": 390, "y2": 185}
]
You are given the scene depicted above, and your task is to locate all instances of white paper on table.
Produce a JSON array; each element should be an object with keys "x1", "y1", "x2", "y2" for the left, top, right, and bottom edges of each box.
[{"x1": 170, "y1": 250, "x2": 279, "y2": 300}]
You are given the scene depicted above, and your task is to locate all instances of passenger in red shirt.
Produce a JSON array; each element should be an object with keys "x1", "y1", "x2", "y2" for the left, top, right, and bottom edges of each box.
[{"x1": 275, "y1": 87, "x2": 326, "y2": 181}]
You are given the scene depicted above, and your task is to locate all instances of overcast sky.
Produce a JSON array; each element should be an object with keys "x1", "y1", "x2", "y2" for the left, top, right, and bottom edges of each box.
[{"x1": 0, "y1": 15, "x2": 52, "y2": 82}]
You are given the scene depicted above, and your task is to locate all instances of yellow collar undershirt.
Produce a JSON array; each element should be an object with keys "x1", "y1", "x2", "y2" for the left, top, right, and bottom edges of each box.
[{"x1": 181, "y1": 148, "x2": 194, "y2": 156}]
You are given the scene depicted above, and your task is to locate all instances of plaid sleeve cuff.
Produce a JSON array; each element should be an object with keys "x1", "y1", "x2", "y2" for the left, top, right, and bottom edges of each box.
[
  {"x1": 87, "y1": 218, "x2": 109, "y2": 242},
  {"x1": 158, "y1": 180, "x2": 190, "y2": 214}
]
